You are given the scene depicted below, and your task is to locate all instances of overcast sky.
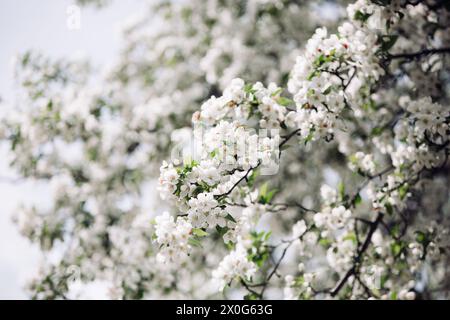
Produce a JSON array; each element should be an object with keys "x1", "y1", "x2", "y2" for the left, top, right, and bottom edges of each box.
[{"x1": 0, "y1": 0, "x2": 145, "y2": 299}]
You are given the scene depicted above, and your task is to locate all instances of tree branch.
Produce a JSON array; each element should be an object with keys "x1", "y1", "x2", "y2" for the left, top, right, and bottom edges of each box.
[
  {"x1": 388, "y1": 47, "x2": 450, "y2": 60},
  {"x1": 330, "y1": 212, "x2": 384, "y2": 297}
]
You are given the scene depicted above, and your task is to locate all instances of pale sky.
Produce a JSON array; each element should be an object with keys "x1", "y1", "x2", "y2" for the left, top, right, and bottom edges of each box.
[{"x1": 0, "y1": 0, "x2": 146, "y2": 299}]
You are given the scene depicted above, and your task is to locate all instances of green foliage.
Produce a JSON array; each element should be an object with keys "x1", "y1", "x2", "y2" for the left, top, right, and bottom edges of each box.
[
  {"x1": 352, "y1": 193, "x2": 362, "y2": 206},
  {"x1": 390, "y1": 240, "x2": 406, "y2": 257},
  {"x1": 304, "y1": 128, "x2": 315, "y2": 145},
  {"x1": 319, "y1": 237, "x2": 332, "y2": 247},
  {"x1": 276, "y1": 96, "x2": 294, "y2": 107},
  {"x1": 307, "y1": 49, "x2": 337, "y2": 80},
  {"x1": 244, "y1": 293, "x2": 259, "y2": 300},
  {"x1": 385, "y1": 203, "x2": 394, "y2": 215},
  {"x1": 216, "y1": 225, "x2": 229, "y2": 237},
  {"x1": 343, "y1": 232, "x2": 357, "y2": 244},
  {"x1": 192, "y1": 228, "x2": 208, "y2": 237},
  {"x1": 247, "y1": 169, "x2": 259, "y2": 188},
  {"x1": 370, "y1": 126, "x2": 384, "y2": 136},
  {"x1": 248, "y1": 231, "x2": 271, "y2": 268},
  {"x1": 258, "y1": 182, "x2": 278, "y2": 204},
  {"x1": 353, "y1": 10, "x2": 372, "y2": 22},
  {"x1": 338, "y1": 181, "x2": 346, "y2": 200},
  {"x1": 188, "y1": 237, "x2": 203, "y2": 248},
  {"x1": 398, "y1": 184, "x2": 408, "y2": 200}
]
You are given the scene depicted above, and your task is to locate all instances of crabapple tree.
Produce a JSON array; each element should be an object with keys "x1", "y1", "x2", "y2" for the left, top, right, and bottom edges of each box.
[{"x1": 1, "y1": 0, "x2": 450, "y2": 300}]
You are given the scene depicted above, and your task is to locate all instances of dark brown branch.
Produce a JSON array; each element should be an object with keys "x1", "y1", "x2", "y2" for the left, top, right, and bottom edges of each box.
[
  {"x1": 330, "y1": 212, "x2": 384, "y2": 297},
  {"x1": 216, "y1": 163, "x2": 260, "y2": 199},
  {"x1": 278, "y1": 128, "x2": 301, "y2": 157},
  {"x1": 240, "y1": 279, "x2": 262, "y2": 298},
  {"x1": 388, "y1": 47, "x2": 450, "y2": 60}
]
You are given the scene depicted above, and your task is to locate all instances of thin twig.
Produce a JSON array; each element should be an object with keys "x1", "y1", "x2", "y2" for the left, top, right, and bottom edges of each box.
[{"x1": 330, "y1": 212, "x2": 384, "y2": 297}]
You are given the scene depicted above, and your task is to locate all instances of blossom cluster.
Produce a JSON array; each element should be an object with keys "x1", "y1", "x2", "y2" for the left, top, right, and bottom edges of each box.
[
  {"x1": 153, "y1": 212, "x2": 193, "y2": 264},
  {"x1": 287, "y1": 19, "x2": 385, "y2": 141},
  {"x1": 212, "y1": 244, "x2": 258, "y2": 291}
]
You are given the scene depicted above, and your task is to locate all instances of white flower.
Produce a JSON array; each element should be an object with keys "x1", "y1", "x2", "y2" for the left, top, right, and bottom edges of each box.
[
  {"x1": 292, "y1": 220, "x2": 307, "y2": 238},
  {"x1": 320, "y1": 184, "x2": 338, "y2": 205}
]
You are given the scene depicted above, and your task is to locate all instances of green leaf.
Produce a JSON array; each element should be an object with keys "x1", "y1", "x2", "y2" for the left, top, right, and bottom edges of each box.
[
  {"x1": 390, "y1": 241, "x2": 405, "y2": 256},
  {"x1": 247, "y1": 169, "x2": 258, "y2": 188},
  {"x1": 266, "y1": 189, "x2": 278, "y2": 203},
  {"x1": 353, "y1": 193, "x2": 362, "y2": 206},
  {"x1": 319, "y1": 238, "x2": 332, "y2": 247},
  {"x1": 188, "y1": 237, "x2": 203, "y2": 248},
  {"x1": 21, "y1": 51, "x2": 31, "y2": 66},
  {"x1": 192, "y1": 228, "x2": 208, "y2": 237},
  {"x1": 46, "y1": 100, "x2": 53, "y2": 111},
  {"x1": 87, "y1": 148, "x2": 98, "y2": 161},
  {"x1": 399, "y1": 185, "x2": 408, "y2": 200},
  {"x1": 304, "y1": 128, "x2": 315, "y2": 144},
  {"x1": 380, "y1": 35, "x2": 398, "y2": 52},
  {"x1": 294, "y1": 275, "x2": 305, "y2": 287},
  {"x1": 390, "y1": 224, "x2": 400, "y2": 238},
  {"x1": 11, "y1": 127, "x2": 21, "y2": 151},
  {"x1": 277, "y1": 96, "x2": 294, "y2": 106},
  {"x1": 244, "y1": 293, "x2": 259, "y2": 300},
  {"x1": 216, "y1": 225, "x2": 229, "y2": 237},
  {"x1": 224, "y1": 214, "x2": 236, "y2": 223},
  {"x1": 390, "y1": 291, "x2": 398, "y2": 300},
  {"x1": 307, "y1": 70, "x2": 319, "y2": 81},
  {"x1": 354, "y1": 10, "x2": 371, "y2": 22},
  {"x1": 259, "y1": 182, "x2": 268, "y2": 198},
  {"x1": 415, "y1": 231, "x2": 426, "y2": 244},
  {"x1": 270, "y1": 88, "x2": 283, "y2": 97},
  {"x1": 343, "y1": 232, "x2": 357, "y2": 244},
  {"x1": 385, "y1": 203, "x2": 394, "y2": 215},
  {"x1": 244, "y1": 83, "x2": 255, "y2": 95},
  {"x1": 338, "y1": 182, "x2": 346, "y2": 200},
  {"x1": 370, "y1": 127, "x2": 384, "y2": 136},
  {"x1": 322, "y1": 86, "x2": 333, "y2": 95}
]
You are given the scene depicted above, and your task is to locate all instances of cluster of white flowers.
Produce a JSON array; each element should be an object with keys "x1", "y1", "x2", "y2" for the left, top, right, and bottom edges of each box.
[
  {"x1": 212, "y1": 243, "x2": 257, "y2": 291},
  {"x1": 194, "y1": 78, "x2": 288, "y2": 129},
  {"x1": 366, "y1": 173, "x2": 408, "y2": 210},
  {"x1": 347, "y1": 0, "x2": 400, "y2": 32},
  {"x1": 391, "y1": 97, "x2": 449, "y2": 171},
  {"x1": 153, "y1": 212, "x2": 193, "y2": 264},
  {"x1": 314, "y1": 206, "x2": 353, "y2": 232},
  {"x1": 326, "y1": 234, "x2": 356, "y2": 273},
  {"x1": 320, "y1": 184, "x2": 339, "y2": 205},
  {"x1": 348, "y1": 151, "x2": 377, "y2": 176},
  {"x1": 292, "y1": 220, "x2": 308, "y2": 239},
  {"x1": 223, "y1": 203, "x2": 267, "y2": 245},
  {"x1": 287, "y1": 16, "x2": 386, "y2": 141},
  {"x1": 284, "y1": 272, "x2": 316, "y2": 300}
]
